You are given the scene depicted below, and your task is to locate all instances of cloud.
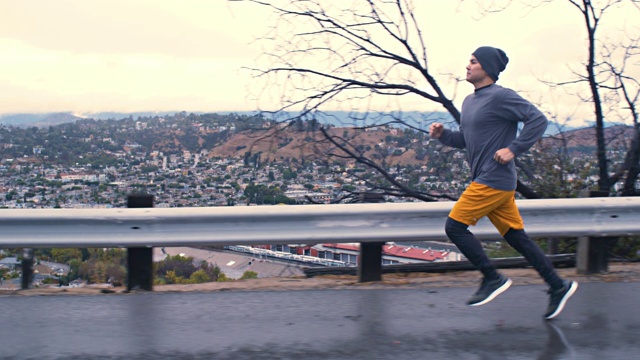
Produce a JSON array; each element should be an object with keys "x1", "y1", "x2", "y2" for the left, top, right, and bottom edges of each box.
[
  {"x1": 0, "y1": 0, "x2": 637, "y2": 126},
  {"x1": 0, "y1": 0, "x2": 257, "y2": 58}
]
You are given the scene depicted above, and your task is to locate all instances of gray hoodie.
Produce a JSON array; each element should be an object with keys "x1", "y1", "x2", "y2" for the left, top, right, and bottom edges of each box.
[{"x1": 438, "y1": 84, "x2": 548, "y2": 191}]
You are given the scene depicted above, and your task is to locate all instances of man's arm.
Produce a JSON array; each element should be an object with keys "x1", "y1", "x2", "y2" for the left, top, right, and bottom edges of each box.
[
  {"x1": 429, "y1": 123, "x2": 445, "y2": 138},
  {"x1": 503, "y1": 90, "x2": 548, "y2": 156},
  {"x1": 430, "y1": 122, "x2": 466, "y2": 149}
]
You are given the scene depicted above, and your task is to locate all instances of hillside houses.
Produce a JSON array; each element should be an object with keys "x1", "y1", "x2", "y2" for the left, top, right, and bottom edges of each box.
[
  {"x1": 0, "y1": 112, "x2": 633, "y2": 209},
  {"x1": 0, "y1": 149, "x2": 385, "y2": 208}
]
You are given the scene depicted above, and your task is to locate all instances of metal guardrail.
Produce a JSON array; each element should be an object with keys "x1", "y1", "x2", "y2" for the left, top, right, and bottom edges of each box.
[
  {"x1": 1, "y1": 197, "x2": 639, "y2": 248},
  {"x1": 3, "y1": 196, "x2": 640, "y2": 289}
]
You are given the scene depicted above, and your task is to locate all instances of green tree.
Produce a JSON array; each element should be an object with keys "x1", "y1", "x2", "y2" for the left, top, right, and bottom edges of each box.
[
  {"x1": 51, "y1": 248, "x2": 82, "y2": 263},
  {"x1": 240, "y1": 271, "x2": 258, "y2": 280},
  {"x1": 188, "y1": 269, "x2": 211, "y2": 283}
]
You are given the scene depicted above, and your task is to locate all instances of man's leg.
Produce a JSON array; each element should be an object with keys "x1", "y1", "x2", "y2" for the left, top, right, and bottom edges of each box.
[
  {"x1": 503, "y1": 228, "x2": 564, "y2": 289},
  {"x1": 503, "y1": 228, "x2": 578, "y2": 319},
  {"x1": 446, "y1": 182, "x2": 513, "y2": 281},
  {"x1": 445, "y1": 217, "x2": 499, "y2": 280},
  {"x1": 445, "y1": 217, "x2": 512, "y2": 306},
  {"x1": 489, "y1": 195, "x2": 578, "y2": 320},
  {"x1": 486, "y1": 194, "x2": 565, "y2": 289}
]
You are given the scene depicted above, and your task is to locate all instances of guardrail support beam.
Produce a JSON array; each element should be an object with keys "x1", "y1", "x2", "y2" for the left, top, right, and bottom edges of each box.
[
  {"x1": 358, "y1": 192, "x2": 385, "y2": 282},
  {"x1": 358, "y1": 242, "x2": 385, "y2": 282},
  {"x1": 126, "y1": 194, "x2": 154, "y2": 291},
  {"x1": 21, "y1": 248, "x2": 34, "y2": 290},
  {"x1": 576, "y1": 190, "x2": 612, "y2": 275},
  {"x1": 577, "y1": 236, "x2": 611, "y2": 274}
]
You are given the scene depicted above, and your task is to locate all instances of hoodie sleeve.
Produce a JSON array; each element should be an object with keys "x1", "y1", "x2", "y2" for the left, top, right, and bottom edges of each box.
[
  {"x1": 438, "y1": 128, "x2": 466, "y2": 149},
  {"x1": 501, "y1": 89, "x2": 548, "y2": 156}
]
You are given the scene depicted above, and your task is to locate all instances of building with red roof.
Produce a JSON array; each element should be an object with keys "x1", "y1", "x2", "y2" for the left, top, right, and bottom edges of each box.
[{"x1": 255, "y1": 242, "x2": 461, "y2": 266}]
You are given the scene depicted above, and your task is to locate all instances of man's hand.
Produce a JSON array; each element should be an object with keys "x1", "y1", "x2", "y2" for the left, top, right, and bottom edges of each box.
[
  {"x1": 429, "y1": 123, "x2": 444, "y2": 139},
  {"x1": 494, "y1": 148, "x2": 515, "y2": 164}
]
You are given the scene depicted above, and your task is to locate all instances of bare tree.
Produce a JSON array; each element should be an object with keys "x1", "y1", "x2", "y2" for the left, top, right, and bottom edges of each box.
[
  {"x1": 473, "y1": 0, "x2": 640, "y2": 196},
  {"x1": 517, "y1": 119, "x2": 599, "y2": 198},
  {"x1": 601, "y1": 34, "x2": 640, "y2": 195},
  {"x1": 532, "y1": 0, "x2": 640, "y2": 195},
  {"x1": 232, "y1": 0, "x2": 545, "y2": 201},
  {"x1": 236, "y1": 0, "x2": 460, "y2": 121}
]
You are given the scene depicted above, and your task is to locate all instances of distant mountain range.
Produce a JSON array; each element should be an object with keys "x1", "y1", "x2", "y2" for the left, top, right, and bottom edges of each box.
[
  {"x1": 0, "y1": 112, "x2": 181, "y2": 127},
  {"x1": 0, "y1": 110, "x2": 583, "y2": 136}
]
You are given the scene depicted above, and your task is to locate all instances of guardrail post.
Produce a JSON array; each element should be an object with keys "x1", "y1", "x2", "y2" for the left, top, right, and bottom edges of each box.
[
  {"x1": 21, "y1": 248, "x2": 34, "y2": 289},
  {"x1": 547, "y1": 237, "x2": 558, "y2": 255},
  {"x1": 577, "y1": 190, "x2": 612, "y2": 274},
  {"x1": 358, "y1": 192, "x2": 385, "y2": 282},
  {"x1": 126, "y1": 194, "x2": 154, "y2": 291}
]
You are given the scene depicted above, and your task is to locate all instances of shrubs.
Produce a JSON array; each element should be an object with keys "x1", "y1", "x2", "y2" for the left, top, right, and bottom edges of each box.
[
  {"x1": 154, "y1": 255, "x2": 224, "y2": 285},
  {"x1": 153, "y1": 254, "x2": 259, "y2": 285},
  {"x1": 240, "y1": 271, "x2": 258, "y2": 280}
]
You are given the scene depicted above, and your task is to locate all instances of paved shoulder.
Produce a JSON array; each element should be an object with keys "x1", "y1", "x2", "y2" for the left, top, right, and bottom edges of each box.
[{"x1": 1, "y1": 282, "x2": 639, "y2": 359}]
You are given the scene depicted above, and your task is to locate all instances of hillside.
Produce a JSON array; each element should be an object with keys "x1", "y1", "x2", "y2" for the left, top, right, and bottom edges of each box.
[
  {"x1": 206, "y1": 125, "x2": 634, "y2": 165},
  {"x1": 0, "y1": 111, "x2": 634, "y2": 168},
  {"x1": 540, "y1": 125, "x2": 635, "y2": 151},
  {"x1": 206, "y1": 126, "x2": 427, "y2": 166}
]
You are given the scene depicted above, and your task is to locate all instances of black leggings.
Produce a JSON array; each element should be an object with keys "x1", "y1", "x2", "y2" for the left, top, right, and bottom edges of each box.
[{"x1": 445, "y1": 217, "x2": 564, "y2": 289}]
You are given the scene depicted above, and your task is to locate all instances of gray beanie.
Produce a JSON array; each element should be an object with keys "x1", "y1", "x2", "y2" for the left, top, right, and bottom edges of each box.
[{"x1": 472, "y1": 46, "x2": 509, "y2": 82}]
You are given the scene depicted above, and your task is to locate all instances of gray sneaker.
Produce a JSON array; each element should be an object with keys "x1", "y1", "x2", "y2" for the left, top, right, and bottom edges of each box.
[
  {"x1": 467, "y1": 275, "x2": 512, "y2": 306},
  {"x1": 545, "y1": 280, "x2": 578, "y2": 320}
]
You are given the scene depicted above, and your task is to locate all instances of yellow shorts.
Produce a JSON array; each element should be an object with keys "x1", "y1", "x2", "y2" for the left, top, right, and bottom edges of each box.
[{"x1": 449, "y1": 182, "x2": 524, "y2": 236}]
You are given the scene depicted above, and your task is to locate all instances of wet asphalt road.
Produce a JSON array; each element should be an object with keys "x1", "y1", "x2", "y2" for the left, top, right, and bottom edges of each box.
[{"x1": 1, "y1": 282, "x2": 639, "y2": 360}]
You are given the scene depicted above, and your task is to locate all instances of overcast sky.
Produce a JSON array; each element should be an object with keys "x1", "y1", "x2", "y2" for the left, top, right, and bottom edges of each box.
[{"x1": 1, "y1": 0, "x2": 638, "y2": 125}]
